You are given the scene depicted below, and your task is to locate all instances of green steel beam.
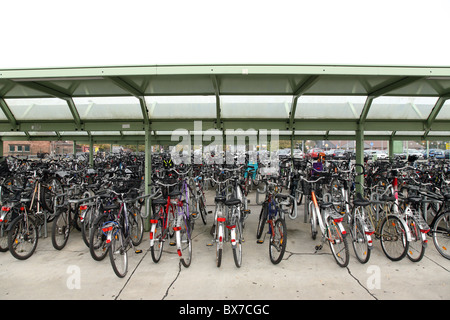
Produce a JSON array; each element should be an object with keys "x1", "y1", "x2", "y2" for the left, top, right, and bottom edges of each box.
[
  {"x1": 289, "y1": 75, "x2": 320, "y2": 130},
  {"x1": 0, "y1": 98, "x2": 17, "y2": 128},
  {"x1": 107, "y1": 76, "x2": 149, "y2": 125},
  {"x1": 211, "y1": 75, "x2": 222, "y2": 130}
]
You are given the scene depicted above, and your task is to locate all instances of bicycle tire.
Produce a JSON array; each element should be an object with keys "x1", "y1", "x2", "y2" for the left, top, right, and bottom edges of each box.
[
  {"x1": 256, "y1": 204, "x2": 267, "y2": 239},
  {"x1": 179, "y1": 216, "x2": 192, "y2": 268},
  {"x1": 129, "y1": 208, "x2": 144, "y2": 246},
  {"x1": 269, "y1": 218, "x2": 287, "y2": 264},
  {"x1": 350, "y1": 214, "x2": 371, "y2": 264},
  {"x1": 51, "y1": 209, "x2": 70, "y2": 250},
  {"x1": 232, "y1": 222, "x2": 243, "y2": 268},
  {"x1": 8, "y1": 216, "x2": 38, "y2": 260},
  {"x1": 326, "y1": 216, "x2": 349, "y2": 267},
  {"x1": 109, "y1": 228, "x2": 128, "y2": 278},
  {"x1": 380, "y1": 215, "x2": 408, "y2": 261},
  {"x1": 199, "y1": 197, "x2": 207, "y2": 225},
  {"x1": 150, "y1": 216, "x2": 164, "y2": 263},
  {"x1": 216, "y1": 222, "x2": 224, "y2": 267},
  {"x1": 81, "y1": 207, "x2": 94, "y2": 247},
  {"x1": 432, "y1": 211, "x2": 450, "y2": 260}
]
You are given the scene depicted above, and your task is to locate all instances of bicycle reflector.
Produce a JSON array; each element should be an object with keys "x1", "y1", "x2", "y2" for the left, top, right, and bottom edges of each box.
[
  {"x1": 102, "y1": 226, "x2": 113, "y2": 233},
  {"x1": 217, "y1": 217, "x2": 226, "y2": 222}
]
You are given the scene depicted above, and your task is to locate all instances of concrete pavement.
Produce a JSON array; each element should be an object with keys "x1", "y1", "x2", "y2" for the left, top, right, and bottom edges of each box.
[{"x1": 0, "y1": 189, "x2": 449, "y2": 300}]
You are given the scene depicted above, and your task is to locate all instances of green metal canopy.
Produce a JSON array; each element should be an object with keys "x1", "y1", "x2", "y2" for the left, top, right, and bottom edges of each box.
[{"x1": 1, "y1": 64, "x2": 450, "y2": 143}]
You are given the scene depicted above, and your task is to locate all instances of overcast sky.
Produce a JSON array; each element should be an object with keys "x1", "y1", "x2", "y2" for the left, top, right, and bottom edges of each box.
[{"x1": 1, "y1": 0, "x2": 449, "y2": 69}]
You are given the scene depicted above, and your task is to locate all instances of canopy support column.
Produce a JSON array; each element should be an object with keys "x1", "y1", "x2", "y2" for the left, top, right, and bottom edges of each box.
[
  {"x1": 355, "y1": 124, "x2": 364, "y2": 195},
  {"x1": 144, "y1": 124, "x2": 152, "y2": 231},
  {"x1": 89, "y1": 137, "x2": 94, "y2": 168}
]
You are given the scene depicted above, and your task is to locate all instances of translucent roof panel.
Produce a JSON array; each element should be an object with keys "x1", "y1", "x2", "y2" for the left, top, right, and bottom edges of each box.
[
  {"x1": 73, "y1": 97, "x2": 142, "y2": 120},
  {"x1": 221, "y1": 96, "x2": 291, "y2": 119},
  {"x1": 295, "y1": 96, "x2": 366, "y2": 119},
  {"x1": 435, "y1": 99, "x2": 450, "y2": 120},
  {"x1": 145, "y1": 96, "x2": 216, "y2": 119},
  {"x1": 366, "y1": 97, "x2": 437, "y2": 120},
  {"x1": 5, "y1": 98, "x2": 73, "y2": 120}
]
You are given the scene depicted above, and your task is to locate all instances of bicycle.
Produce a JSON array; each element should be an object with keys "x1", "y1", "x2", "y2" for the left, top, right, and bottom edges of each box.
[
  {"x1": 256, "y1": 179, "x2": 291, "y2": 264},
  {"x1": 102, "y1": 189, "x2": 154, "y2": 277},
  {"x1": 302, "y1": 172, "x2": 350, "y2": 267}
]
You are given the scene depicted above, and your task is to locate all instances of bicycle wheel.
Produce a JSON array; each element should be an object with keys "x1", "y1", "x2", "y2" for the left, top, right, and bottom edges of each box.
[
  {"x1": 432, "y1": 211, "x2": 450, "y2": 260},
  {"x1": 256, "y1": 204, "x2": 267, "y2": 239},
  {"x1": 269, "y1": 218, "x2": 287, "y2": 264},
  {"x1": 326, "y1": 216, "x2": 349, "y2": 267},
  {"x1": 350, "y1": 213, "x2": 371, "y2": 264},
  {"x1": 216, "y1": 219, "x2": 224, "y2": 267},
  {"x1": 128, "y1": 207, "x2": 144, "y2": 246},
  {"x1": 81, "y1": 206, "x2": 94, "y2": 247},
  {"x1": 8, "y1": 216, "x2": 38, "y2": 260},
  {"x1": 406, "y1": 216, "x2": 426, "y2": 262},
  {"x1": 51, "y1": 209, "x2": 71, "y2": 250},
  {"x1": 89, "y1": 215, "x2": 109, "y2": 261},
  {"x1": 179, "y1": 215, "x2": 192, "y2": 268},
  {"x1": 150, "y1": 217, "x2": 164, "y2": 263},
  {"x1": 232, "y1": 222, "x2": 243, "y2": 268},
  {"x1": 380, "y1": 215, "x2": 408, "y2": 261},
  {"x1": 199, "y1": 197, "x2": 207, "y2": 225},
  {"x1": 109, "y1": 228, "x2": 128, "y2": 278}
]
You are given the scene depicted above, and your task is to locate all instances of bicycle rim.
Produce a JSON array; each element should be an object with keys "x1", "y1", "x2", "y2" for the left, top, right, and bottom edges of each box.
[
  {"x1": 151, "y1": 218, "x2": 164, "y2": 263},
  {"x1": 109, "y1": 229, "x2": 128, "y2": 278},
  {"x1": 433, "y1": 212, "x2": 450, "y2": 260},
  {"x1": 269, "y1": 218, "x2": 287, "y2": 264}
]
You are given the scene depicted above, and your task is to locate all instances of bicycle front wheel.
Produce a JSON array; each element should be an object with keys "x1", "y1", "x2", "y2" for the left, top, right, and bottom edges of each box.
[
  {"x1": 269, "y1": 218, "x2": 287, "y2": 264},
  {"x1": 256, "y1": 205, "x2": 267, "y2": 239},
  {"x1": 326, "y1": 216, "x2": 349, "y2": 267},
  {"x1": 109, "y1": 229, "x2": 128, "y2": 278},
  {"x1": 89, "y1": 215, "x2": 109, "y2": 261},
  {"x1": 432, "y1": 211, "x2": 450, "y2": 260},
  {"x1": 380, "y1": 215, "x2": 408, "y2": 261},
  {"x1": 129, "y1": 208, "x2": 144, "y2": 246}
]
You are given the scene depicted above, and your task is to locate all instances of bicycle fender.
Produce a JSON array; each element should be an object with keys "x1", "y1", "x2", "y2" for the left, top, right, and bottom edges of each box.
[{"x1": 5, "y1": 215, "x2": 23, "y2": 232}]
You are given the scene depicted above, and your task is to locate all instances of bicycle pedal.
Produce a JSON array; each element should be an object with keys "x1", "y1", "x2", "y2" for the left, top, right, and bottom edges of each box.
[
  {"x1": 256, "y1": 239, "x2": 264, "y2": 244},
  {"x1": 206, "y1": 243, "x2": 213, "y2": 246},
  {"x1": 208, "y1": 211, "x2": 213, "y2": 214},
  {"x1": 169, "y1": 242, "x2": 176, "y2": 246},
  {"x1": 315, "y1": 245, "x2": 323, "y2": 251},
  {"x1": 135, "y1": 249, "x2": 143, "y2": 254}
]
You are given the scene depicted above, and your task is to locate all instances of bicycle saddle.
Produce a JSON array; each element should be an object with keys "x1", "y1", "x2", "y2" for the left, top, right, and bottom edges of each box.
[
  {"x1": 214, "y1": 195, "x2": 226, "y2": 203},
  {"x1": 225, "y1": 198, "x2": 241, "y2": 206},
  {"x1": 275, "y1": 193, "x2": 290, "y2": 200},
  {"x1": 319, "y1": 202, "x2": 333, "y2": 210},
  {"x1": 353, "y1": 193, "x2": 371, "y2": 207},
  {"x1": 169, "y1": 190, "x2": 182, "y2": 197}
]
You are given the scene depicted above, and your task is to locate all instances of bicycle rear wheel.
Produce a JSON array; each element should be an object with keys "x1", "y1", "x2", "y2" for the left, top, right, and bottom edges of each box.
[
  {"x1": 380, "y1": 215, "x2": 408, "y2": 261},
  {"x1": 232, "y1": 222, "x2": 243, "y2": 268},
  {"x1": 109, "y1": 229, "x2": 128, "y2": 278},
  {"x1": 432, "y1": 211, "x2": 450, "y2": 260},
  {"x1": 326, "y1": 216, "x2": 349, "y2": 267},
  {"x1": 150, "y1": 216, "x2": 164, "y2": 263},
  {"x1": 350, "y1": 213, "x2": 371, "y2": 264},
  {"x1": 8, "y1": 216, "x2": 38, "y2": 260},
  {"x1": 89, "y1": 215, "x2": 109, "y2": 261},
  {"x1": 406, "y1": 215, "x2": 426, "y2": 262},
  {"x1": 269, "y1": 218, "x2": 287, "y2": 264},
  {"x1": 179, "y1": 215, "x2": 192, "y2": 268},
  {"x1": 51, "y1": 209, "x2": 71, "y2": 250},
  {"x1": 129, "y1": 208, "x2": 144, "y2": 246}
]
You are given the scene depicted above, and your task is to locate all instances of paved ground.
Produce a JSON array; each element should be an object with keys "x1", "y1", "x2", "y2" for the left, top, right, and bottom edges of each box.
[{"x1": 0, "y1": 188, "x2": 449, "y2": 300}]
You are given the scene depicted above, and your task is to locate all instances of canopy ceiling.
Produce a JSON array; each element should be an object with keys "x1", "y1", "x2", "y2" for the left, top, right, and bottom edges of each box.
[{"x1": 1, "y1": 64, "x2": 450, "y2": 144}]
